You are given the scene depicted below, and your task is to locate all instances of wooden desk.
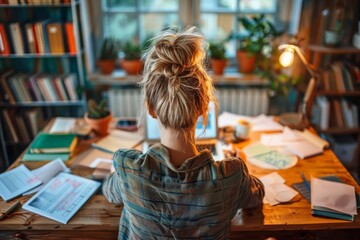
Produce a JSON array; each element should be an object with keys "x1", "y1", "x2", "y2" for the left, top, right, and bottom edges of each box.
[{"x1": 1, "y1": 123, "x2": 360, "y2": 240}]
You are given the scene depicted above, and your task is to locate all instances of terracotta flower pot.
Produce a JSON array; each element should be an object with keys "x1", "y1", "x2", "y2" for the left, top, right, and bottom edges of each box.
[
  {"x1": 236, "y1": 50, "x2": 256, "y2": 74},
  {"x1": 84, "y1": 112, "x2": 112, "y2": 136},
  {"x1": 211, "y1": 59, "x2": 227, "y2": 75},
  {"x1": 97, "y1": 60, "x2": 116, "y2": 75},
  {"x1": 120, "y1": 59, "x2": 143, "y2": 75}
]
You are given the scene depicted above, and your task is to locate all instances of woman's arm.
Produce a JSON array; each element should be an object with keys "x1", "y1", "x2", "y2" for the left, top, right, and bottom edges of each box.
[{"x1": 102, "y1": 171, "x2": 123, "y2": 205}]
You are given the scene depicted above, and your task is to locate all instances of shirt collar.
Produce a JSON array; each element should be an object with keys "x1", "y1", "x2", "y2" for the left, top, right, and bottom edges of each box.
[{"x1": 147, "y1": 143, "x2": 214, "y2": 172}]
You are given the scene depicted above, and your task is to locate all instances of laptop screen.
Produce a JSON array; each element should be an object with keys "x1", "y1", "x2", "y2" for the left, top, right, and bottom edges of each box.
[{"x1": 145, "y1": 101, "x2": 217, "y2": 141}]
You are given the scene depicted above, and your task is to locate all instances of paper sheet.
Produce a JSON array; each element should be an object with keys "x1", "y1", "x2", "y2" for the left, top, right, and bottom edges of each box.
[
  {"x1": 49, "y1": 117, "x2": 76, "y2": 133},
  {"x1": 311, "y1": 178, "x2": 357, "y2": 216},
  {"x1": 260, "y1": 172, "x2": 298, "y2": 205},
  {"x1": 23, "y1": 158, "x2": 70, "y2": 196},
  {"x1": 218, "y1": 112, "x2": 253, "y2": 128},
  {"x1": 0, "y1": 165, "x2": 42, "y2": 201},
  {"x1": 23, "y1": 172, "x2": 101, "y2": 224}
]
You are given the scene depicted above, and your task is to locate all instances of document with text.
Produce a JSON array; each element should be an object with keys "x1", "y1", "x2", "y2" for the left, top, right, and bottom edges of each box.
[
  {"x1": 23, "y1": 172, "x2": 101, "y2": 224},
  {"x1": 0, "y1": 165, "x2": 42, "y2": 201}
]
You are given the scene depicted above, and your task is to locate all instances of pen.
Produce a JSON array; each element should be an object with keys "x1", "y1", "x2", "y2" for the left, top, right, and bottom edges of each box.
[{"x1": 301, "y1": 172, "x2": 311, "y2": 191}]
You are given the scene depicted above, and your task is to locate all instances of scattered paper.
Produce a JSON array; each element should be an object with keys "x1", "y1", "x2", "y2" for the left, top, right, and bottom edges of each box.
[
  {"x1": 49, "y1": 117, "x2": 76, "y2": 133},
  {"x1": 23, "y1": 172, "x2": 101, "y2": 224},
  {"x1": 218, "y1": 112, "x2": 252, "y2": 128},
  {"x1": 295, "y1": 129, "x2": 330, "y2": 149},
  {"x1": 287, "y1": 141, "x2": 323, "y2": 159},
  {"x1": 311, "y1": 178, "x2": 357, "y2": 216},
  {"x1": 89, "y1": 158, "x2": 112, "y2": 170},
  {"x1": 0, "y1": 165, "x2": 42, "y2": 201},
  {"x1": 23, "y1": 158, "x2": 70, "y2": 196},
  {"x1": 260, "y1": 172, "x2": 298, "y2": 205}
]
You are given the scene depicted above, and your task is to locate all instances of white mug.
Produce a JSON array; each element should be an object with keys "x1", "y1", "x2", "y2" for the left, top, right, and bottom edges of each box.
[{"x1": 235, "y1": 120, "x2": 250, "y2": 140}]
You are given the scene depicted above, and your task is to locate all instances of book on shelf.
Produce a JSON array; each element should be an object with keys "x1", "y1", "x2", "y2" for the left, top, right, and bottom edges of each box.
[
  {"x1": 29, "y1": 132, "x2": 78, "y2": 154},
  {"x1": 9, "y1": 23, "x2": 25, "y2": 55},
  {"x1": 1, "y1": 109, "x2": 19, "y2": 144},
  {"x1": 47, "y1": 23, "x2": 65, "y2": 54},
  {"x1": 65, "y1": 22, "x2": 76, "y2": 54},
  {"x1": 0, "y1": 24, "x2": 10, "y2": 55}
]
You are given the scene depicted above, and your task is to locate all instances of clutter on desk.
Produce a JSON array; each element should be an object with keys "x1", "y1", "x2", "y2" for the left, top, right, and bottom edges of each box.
[
  {"x1": 0, "y1": 165, "x2": 42, "y2": 201},
  {"x1": 91, "y1": 129, "x2": 143, "y2": 154},
  {"x1": 311, "y1": 177, "x2": 357, "y2": 221},
  {"x1": 22, "y1": 172, "x2": 101, "y2": 224},
  {"x1": 243, "y1": 143, "x2": 298, "y2": 169},
  {"x1": 23, "y1": 158, "x2": 70, "y2": 195},
  {"x1": 22, "y1": 132, "x2": 78, "y2": 161},
  {"x1": 259, "y1": 172, "x2": 298, "y2": 206},
  {"x1": 49, "y1": 117, "x2": 92, "y2": 136}
]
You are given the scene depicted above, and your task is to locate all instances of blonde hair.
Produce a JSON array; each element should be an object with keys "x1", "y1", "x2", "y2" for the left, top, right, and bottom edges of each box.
[{"x1": 139, "y1": 27, "x2": 217, "y2": 132}]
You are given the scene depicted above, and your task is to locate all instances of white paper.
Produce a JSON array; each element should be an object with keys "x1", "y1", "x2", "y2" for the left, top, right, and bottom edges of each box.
[
  {"x1": 218, "y1": 112, "x2": 253, "y2": 128},
  {"x1": 286, "y1": 141, "x2": 323, "y2": 159},
  {"x1": 260, "y1": 172, "x2": 298, "y2": 205},
  {"x1": 311, "y1": 178, "x2": 357, "y2": 216},
  {"x1": 49, "y1": 117, "x2": 76, "y2": 133},
  {"x1": 250, "y1": 115, "x2": 284, "y2": 132},
  {"x1": 0, "y1": 165, "x2": 42, "y2": 201},
  {"x1": 23, "y1": 172, "x2": 101, "y2": 224},
  {"x1": 89, "y1": 158, "x2": 112, "y2": 170},
  {"x1": 295, "y1": 129, "x2": 329, "y2": 149},
  {"x1": 23, "y1": 158, "x2": 70, "y2": 196},
  {"x1": 260, "y1": 133, "x2": 285, "y2": 147}
]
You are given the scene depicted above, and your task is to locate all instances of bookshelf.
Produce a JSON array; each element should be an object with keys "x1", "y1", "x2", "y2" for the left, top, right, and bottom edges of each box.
[
  {"x1": 306, "y1": 44, "x2": 360, "y2": 177},
  {"x1": 0, "y1": 0, "x2": 87, "y2": 167}
]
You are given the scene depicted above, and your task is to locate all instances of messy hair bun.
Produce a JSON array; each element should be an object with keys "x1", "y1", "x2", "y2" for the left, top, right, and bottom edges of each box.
[{"x1": 140, "y1": 27, "x2": 217, "y2": 130}]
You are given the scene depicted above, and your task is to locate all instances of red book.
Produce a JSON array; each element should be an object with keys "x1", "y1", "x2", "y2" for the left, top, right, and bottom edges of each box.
[
  {"x1": 32, "y1": 23, "x2": 40, "y2": 54},
  {"x1": 0, "y1": 24, "x2": 10, "y2": 55},
  {"x1": 65, "y1": 22, "x2": 76, "y2": 54}
]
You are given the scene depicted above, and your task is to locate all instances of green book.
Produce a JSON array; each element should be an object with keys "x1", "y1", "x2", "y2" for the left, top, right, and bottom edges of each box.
[
  {"x1": 29, "y1": 132, "x2": 78, "y2": 154},
  {"x1": 22, "y1": 149, "x2": 71, "y2": 161}
]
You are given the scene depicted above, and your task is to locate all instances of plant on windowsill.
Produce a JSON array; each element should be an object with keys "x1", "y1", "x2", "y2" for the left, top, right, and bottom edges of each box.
[
  {"x1": 230, "y1": 14, "x2": 279, "y2": 74},
  {"x1": 208, "y1": 41, "x2": 227, "y2": 75},
  {"x1": 120, "y1": 41, "x2": 144, "y2": 75},
  {"x1": 97, "y1": 38, "x2": 120, "y2": 75},
  {"x1": 84, "y1": 99, "x2": 112, "y2": 136}
]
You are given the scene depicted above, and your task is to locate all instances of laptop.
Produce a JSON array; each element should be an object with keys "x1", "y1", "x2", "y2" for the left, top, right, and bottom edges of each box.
[{"x1": 143, "y1": 102, "x2": 224, "y2": 161}]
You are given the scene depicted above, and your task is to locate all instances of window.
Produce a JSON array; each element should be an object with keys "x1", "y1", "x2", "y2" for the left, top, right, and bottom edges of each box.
[
  {"x1": 102, "y1": 0, "x2": 180, "y2": 43},
  {"x1": 100, "y1": 0, "x2": 299, "y2": 59}
]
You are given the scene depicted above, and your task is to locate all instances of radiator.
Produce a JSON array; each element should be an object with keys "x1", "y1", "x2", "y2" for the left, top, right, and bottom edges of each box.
[{"x1": 108, "y1": 88, "x2": 269, "y2": 117}]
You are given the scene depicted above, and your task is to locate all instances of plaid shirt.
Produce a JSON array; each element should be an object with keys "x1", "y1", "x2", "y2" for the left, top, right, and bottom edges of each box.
[{"x1": 103, "y1": 143, "x2": 264, "y2": 239}]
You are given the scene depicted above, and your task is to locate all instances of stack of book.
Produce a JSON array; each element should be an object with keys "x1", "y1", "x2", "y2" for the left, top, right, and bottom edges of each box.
[
  {"x1": 22, "y1": 132, "x2": 78, "y2": 161},
  {"x1": 0, "y1": 21, "x2": 76, "y2": 55}
]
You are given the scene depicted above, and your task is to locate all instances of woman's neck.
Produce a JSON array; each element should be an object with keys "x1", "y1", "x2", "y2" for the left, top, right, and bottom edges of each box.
[{"x1": 159, "y1": 123, "x2": 198, "y2": 168}]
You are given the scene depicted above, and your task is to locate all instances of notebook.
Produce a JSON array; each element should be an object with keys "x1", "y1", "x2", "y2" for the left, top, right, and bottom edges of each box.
[{"x1": 143, "y1": 101, "x2": 224, "y2": 161}]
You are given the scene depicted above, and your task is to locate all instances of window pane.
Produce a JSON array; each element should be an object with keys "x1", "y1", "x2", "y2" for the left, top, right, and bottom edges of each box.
[
  {"x1": 200, "y1": 13, "x2": 236, "y2": 57},
  {"x1": 239, "y1": 0, "x2": 276, "y2": 12},
  {"x1": 140, "y1": 0, "x2": 178, "y2": 11},
  {"x1": 141, "y1": 13, "x2": 179, "y2": 40},
  {"x1": 201, "y1": 0, "x2": 237, "y2": 11},
  {"x1": 106, "y1": 0, "x2": 136, "y2": 9},
  {"x1": 104, "y1": 13, "x2": 137, "y2": 41}
]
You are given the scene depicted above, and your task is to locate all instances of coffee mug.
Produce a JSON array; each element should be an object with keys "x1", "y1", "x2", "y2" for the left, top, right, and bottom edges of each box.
[{"x1": 234, "y1": 120, "x2": 250, "y2": 140}]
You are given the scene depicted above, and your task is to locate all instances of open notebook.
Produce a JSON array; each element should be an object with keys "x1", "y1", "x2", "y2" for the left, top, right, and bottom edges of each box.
[{"x1": 143, "y1": 102, "x2": 224, "y2": 161}]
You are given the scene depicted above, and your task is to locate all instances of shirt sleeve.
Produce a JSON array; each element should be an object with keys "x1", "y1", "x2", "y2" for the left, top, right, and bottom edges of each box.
[
  {"x1": 237, "y1": 159, "x2": 265, "y2": 209},
  {"x1": 102, "y1": 171, "x2": 123, "y2": 205}
]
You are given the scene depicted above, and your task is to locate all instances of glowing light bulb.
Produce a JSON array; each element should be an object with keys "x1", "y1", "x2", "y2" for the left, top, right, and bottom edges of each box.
[{"x1": 279, "y1": 48, "x2": 295, "y2": 67}]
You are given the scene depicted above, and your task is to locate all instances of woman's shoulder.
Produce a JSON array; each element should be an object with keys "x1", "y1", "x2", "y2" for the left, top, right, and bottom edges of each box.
[
  {"x1": 213, "y1": 157, "x2": 248, "y2": 176},
  {"x1": 113, "y1": 148, "x2": 143, "y2": 163}
]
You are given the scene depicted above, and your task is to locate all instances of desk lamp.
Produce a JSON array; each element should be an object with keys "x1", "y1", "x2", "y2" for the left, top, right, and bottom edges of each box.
[{"x1": 277, "y1": 43, "x2": 318, "y2": 130}]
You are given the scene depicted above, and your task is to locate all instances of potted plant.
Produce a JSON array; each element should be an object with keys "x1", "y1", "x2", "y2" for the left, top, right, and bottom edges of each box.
[
  {"x1": 120, "y1": 41, "x2": 143, "y2": 75},
  {"x1": 84, "y1": 99, "x2": 112, "y2": 136},
  {"x1": 208, "y1": 41, "x2": 227, "y2": 75},
  {"x1": 232, "y1": 14, "x2": 278, "y2": 74},
  {"x1": 98, "y1": 38, "x2": 119, "y2": 75}
]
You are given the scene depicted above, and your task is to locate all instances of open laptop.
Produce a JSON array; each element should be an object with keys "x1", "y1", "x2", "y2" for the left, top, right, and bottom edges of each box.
[{"x1": 142, "y1": 102, "x2": 224, "y2": 161}]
